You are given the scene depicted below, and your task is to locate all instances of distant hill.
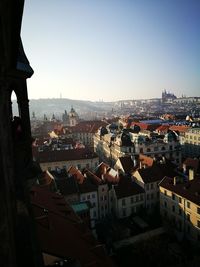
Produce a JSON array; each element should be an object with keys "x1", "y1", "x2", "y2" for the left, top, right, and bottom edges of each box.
[{"x1": 12, "y1": 98, "x2": 114, "y2": 119}]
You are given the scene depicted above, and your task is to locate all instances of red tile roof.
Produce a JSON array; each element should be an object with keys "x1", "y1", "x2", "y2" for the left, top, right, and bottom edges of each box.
[
  {"x1": 38, "y1": 170, "x2": 55, "y2": 187},
  {"x1": 114, "y1": 175, "x2": 145, "y2": 199},
  {"x1": 68, "y1": 166, "x2": 98, "y2": 193},
  {"x1": 183, "y1": 158, "x2": 200, "y2": 174},
  {"x1": 169, "y1": 125, "x2": 190, "y2": 133},
  {"x1": 130, "y1": 122, "x2": 158, "y2": 131},
  {"x1": 95, "y1": 162, "x2": 119, "y2": 184},
  {"x1": 118, "y1": 156, "x2": 135, "y2": 174},
  {"x1": 136, "y1": 162, "x2": 177, "y2": 184},
  {"x1": 139, "y1": 154, "x2": 154, "y2": 168},
  {"x1": 155, "y1": 125, "x2": 170, "y2": 132},
  {"x1": 69, "y1": 120, "x2": 108, "y2": 134},
  {"x1": 68, "y1": 166, "x2": 85, "y2": 184},
  {"x1": 34, "y1": 148, "x2": 98, "y2": 163}
]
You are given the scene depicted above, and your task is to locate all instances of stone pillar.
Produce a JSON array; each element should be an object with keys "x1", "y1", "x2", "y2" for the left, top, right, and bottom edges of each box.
[{"x1": 0, "y1": 82, "x2": 17, "y2": 267}]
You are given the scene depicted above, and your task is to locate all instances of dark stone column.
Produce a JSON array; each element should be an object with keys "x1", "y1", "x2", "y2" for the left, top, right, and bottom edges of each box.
[{"x1": 0, "y1": 82, "x2": 17, "y2": 267}]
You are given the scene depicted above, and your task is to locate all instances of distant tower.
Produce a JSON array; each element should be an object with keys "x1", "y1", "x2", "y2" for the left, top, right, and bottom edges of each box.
[
  {"x1": 32, "y1": 111, "x2": 36, "y2": 120},
  {"x1": 68, "y1": 106, "x2": 79, "y2": 126},
  {"x1": 62, "y1": 109, "x2": 68, "y2": 125}
]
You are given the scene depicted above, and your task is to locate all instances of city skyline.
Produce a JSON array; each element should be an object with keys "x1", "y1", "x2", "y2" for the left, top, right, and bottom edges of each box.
[{"x1": 22, "y1": 0, "x2": 200, "y2": 101}]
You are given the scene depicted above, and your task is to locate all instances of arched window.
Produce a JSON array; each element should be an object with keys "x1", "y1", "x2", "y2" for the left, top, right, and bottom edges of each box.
[{"x1": 11, "y1": 90, "x2": 20, "y2": 118}]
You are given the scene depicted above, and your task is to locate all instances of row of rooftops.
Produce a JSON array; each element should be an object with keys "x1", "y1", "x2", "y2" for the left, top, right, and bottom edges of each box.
[
  {"x1": 33, "y1": 147, "x2": 98, "y2": 163},
  {"x1": 159, "y1": 175, "x2": 200, "y2": 206},
  {"x1": 37, "y1": 151, "x2": 200, "y2": 199}
]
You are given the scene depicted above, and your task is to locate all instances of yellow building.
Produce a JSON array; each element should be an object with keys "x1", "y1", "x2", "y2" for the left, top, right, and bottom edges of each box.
[
  {"x1": 159, "y1": 175, "x2": 200, "y2": 243},
  {"x1": 184, "y1": 128, "x2": 200, "y2": 157}
]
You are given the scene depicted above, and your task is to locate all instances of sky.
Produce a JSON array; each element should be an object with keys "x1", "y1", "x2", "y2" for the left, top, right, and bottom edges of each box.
[{"x1": 21, "y1": 0, "x2": 200, "y2": 102}]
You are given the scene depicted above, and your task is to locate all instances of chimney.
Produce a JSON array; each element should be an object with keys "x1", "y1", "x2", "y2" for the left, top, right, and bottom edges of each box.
[
  {"x1": 103, "y1": 165, "x2": 107, "y2": 174},
  {"x1": 189, "y1": 168, "x2": 194, "y2": 181},
  {"x1": 139, "y1": 160, "x2": 142, "y2": 169},
  {"x1": 131, "y1": 155, "x2": 137, "y2": 167}
]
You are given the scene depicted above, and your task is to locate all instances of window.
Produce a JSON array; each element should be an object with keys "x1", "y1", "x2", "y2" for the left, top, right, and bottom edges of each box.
[
  {"x1": 146, "y1": 184, "x2": 149, "y2": 190},
  {"x1": 186, "y1": 213, "x2": 190, "y2": 221},
  {"x1": 122, "y1": 209, "x2": 126, "y2": 217},
  {"x1": 164, "y1": 201, "x2": 167, "y2": 208},
  {"x1": 136, "y1": 196, "x2": 139, "y2": 202},
  {"x1": 179, "y1": 208, "x2": 182, "y2": 216},
  {"x1": 150, "y1": 183, "x2": 154, "y2": 189},
  {"x1": 172, "y1": 193, "x2": 175, "y2": 200},
  {"x1": 131, "y1": 197, "x2": 134, "y2": 204},
  {"x1": 187, "y1": 201, "x2": 190, "y2": 209},
  {"x1": 77, "y1": 164, "x2": 81, "y2": 169},
  {"x1": 197, "y1": 220, "x2": 200, "y2": 228},
  {"x1": 178, "y1": 197, "x2": 182, "y2": 204},
  {"x1": 151, "y1": 193, "x2": 154, "y2": 200},
  {"x1": 164, "y1": 190, "x2": 167, "y2": 196},
  {"x1": 131, "y1": 206, "x2": 136, "y2": 213},
  {"x1": 147, "y1": 148, "x2": 151, "y2": 152},
  {"x1": 87, "y1": 195, "x2": 90, "y2": 200},
  {"x1": 93, "y1": 211, "x2": 96, "y2": 217},
  {"x1": 122, "y1": 199, "x2": 126, "y2": 206},
  {"x1": 172, "y1": 205, "x2": 175, "y2": 212},
  {"x1": 92, "y1": 194, "x2": 95, "y2": 199},
  {"x1": 197, "y1": 207, "x2": 200, "y2": 214}
]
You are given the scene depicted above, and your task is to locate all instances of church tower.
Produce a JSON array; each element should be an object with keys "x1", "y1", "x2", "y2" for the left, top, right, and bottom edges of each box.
[{"x1": 68, "y1": 107, "x2": 79, "y2": 126}]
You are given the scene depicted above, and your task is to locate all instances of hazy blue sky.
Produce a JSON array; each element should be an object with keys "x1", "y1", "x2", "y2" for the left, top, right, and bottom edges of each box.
[{"x1": 21, "y1": 0, "x2": 200, "y2": 101}]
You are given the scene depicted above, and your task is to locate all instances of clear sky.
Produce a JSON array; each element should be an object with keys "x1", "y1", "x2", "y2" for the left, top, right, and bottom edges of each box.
[{"x1": 21, "y1": 0, "x2": 200, "y2": 101}]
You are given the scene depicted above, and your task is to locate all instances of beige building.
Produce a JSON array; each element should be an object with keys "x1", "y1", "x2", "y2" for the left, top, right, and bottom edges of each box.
[
  {"x1": 94, "y1": 126, "x2": 182, "y2": 166},
  {"x1": 110, "y1": 176, "x2": 145, "y2": 218},
  {"x1": 184, "y1": 128, "x2": 200, "y2": 157},
  {"x1": 159, "y1": 175, "x2": 200, "y2": 243},
  {"x1": 133, "y1": 160, "x2": 177, "y2": 212},
  {"x1": 84, "y1": 162, "x2": 119, "y2": 219}
]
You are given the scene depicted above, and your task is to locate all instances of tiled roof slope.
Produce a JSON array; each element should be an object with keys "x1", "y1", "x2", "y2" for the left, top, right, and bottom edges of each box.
[
  {"x1": 69, "y1": 120, "x2": 108, "y2": 133},
  {"x1": 118, "y1": 156, "x2": 135, "y2": 173},
  {"x1": 114, "y1": 175, "x2": 145, "y2": 199},
  {"x1": 137, "y1": 162, "x2": 177, "y2": 183},
  {"x1": 34, "y1": 148, "x2": 98, "y2": 163},
  {"x1": 31, "y1": 186, "x2": 115, "y2": 267}
]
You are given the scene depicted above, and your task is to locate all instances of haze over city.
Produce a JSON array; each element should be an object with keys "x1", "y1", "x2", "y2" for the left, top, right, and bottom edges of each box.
[{"x1": 22, "y1": 0, "x2": 200, "y2": 102}]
